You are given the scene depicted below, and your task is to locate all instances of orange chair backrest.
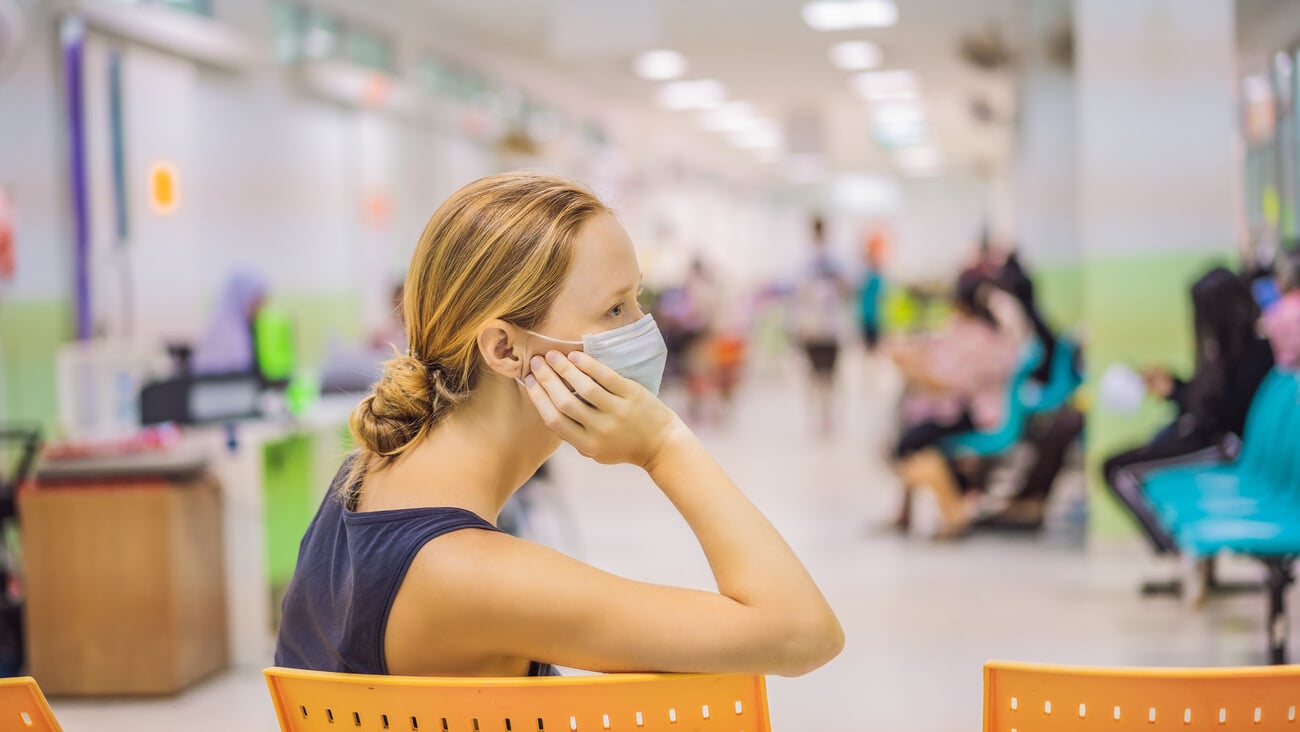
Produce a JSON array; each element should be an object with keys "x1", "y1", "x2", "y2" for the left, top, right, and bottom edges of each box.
[
  {"x1": 984, "y1": 661, "x2": 1300, "y2": 730},
  {"x1": 264, "y1": 667, "x2": 770, "y2": 732},
  {"x1": 0, "y1": 677, "x2": 62, "y2": 732}
]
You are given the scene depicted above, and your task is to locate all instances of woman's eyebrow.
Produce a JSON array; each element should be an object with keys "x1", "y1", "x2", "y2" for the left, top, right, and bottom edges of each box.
[{"x1": 602, "y1": 278, "x2": 643, "y2": 302}]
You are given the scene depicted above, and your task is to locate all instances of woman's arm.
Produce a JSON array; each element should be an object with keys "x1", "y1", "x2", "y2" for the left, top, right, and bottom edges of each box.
[{"x1": 390, "y1": 351, "x2": 843, "y2": 677}]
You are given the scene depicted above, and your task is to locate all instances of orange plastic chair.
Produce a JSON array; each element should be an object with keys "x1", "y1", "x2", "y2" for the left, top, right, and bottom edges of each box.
[
  {"x1": 0, "y1": 676, "x2": 62, "y2": 732},
  {"x1": 984, "y1": 660, "x2": 1300, "y2": 730},
  {"x1": 264, "y1": 667, "x2": 770, "y2": 732}
]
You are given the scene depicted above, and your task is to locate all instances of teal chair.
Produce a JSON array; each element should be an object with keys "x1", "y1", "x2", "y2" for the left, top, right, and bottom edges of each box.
[
  {"x1": 940, "y1": 340, "x2": 1044, "y2": 458},
  {"x1": 1138, "y1": 368, "x2": 1300, "y2": 664},
  {"x1": 1019, "y1": 339, "x2": 1082, "y2": 415},
  {"x1": 1145, "y1": 371, "x2": 1300, "y2": 530}
]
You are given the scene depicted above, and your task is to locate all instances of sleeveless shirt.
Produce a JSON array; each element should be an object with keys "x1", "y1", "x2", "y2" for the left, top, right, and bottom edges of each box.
[{"x1": 275, "y1": 459, "x2": 557, "y2": 676}]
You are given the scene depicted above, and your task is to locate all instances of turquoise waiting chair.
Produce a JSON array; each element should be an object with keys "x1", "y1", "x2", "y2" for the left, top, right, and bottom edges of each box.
[
  {"x1": 1019, "y1": 339, "x2": 1082, "y2": 415},
  {"x1": 941, "y1": 340, "x2": 1044, "y2": 458},
  {"x1": 1138, "y1": 368, "x2": 1300, "y2": 663}
]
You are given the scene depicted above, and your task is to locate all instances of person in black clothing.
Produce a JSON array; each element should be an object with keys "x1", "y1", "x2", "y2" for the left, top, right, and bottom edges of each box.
[{"x1": 1102, "y1": 267, "x2": 1275, "y2": 553}]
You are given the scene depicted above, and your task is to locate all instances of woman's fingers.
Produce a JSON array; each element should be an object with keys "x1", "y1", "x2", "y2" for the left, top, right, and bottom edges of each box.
[
  {"x1": 531, "y1": 356, "x2": 598, "y2": 422},
  {"x1": 543, "y1": 351, "x2": 617, "y2": 410},
  {"x1": 521, "y1": 371, "x2": 585, "y2": 441},
  {"x1": 565, "y1": 350, "x2": 632, "y2": 398}
]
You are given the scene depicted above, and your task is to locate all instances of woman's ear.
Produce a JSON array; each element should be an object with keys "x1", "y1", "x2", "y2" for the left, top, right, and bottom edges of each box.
[{"x1": 477, "y1": 319, "x2": 526, "y2": 379}]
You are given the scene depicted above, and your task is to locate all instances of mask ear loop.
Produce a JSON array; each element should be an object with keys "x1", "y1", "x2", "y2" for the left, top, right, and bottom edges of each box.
[
  {"x1": 515, "y1": 329, "x2": 584, "y2": 387},
  {"x1": 516, "y1": 329, "x2": 598, "y2": 407},
  {"x1": 521, "y1": 329, "x2": 583, "y2": 345}
]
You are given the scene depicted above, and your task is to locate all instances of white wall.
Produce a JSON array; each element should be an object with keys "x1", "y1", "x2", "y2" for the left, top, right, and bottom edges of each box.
[
  {"x1": 2, "y1": 0, "x2": 810, "y2": 359},
  {"x1": 0, "y1": 1, "x2": 70, "y2": 301}
]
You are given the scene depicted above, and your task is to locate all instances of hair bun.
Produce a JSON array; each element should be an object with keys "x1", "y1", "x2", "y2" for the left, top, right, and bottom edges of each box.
[{"x1": 349, "y1": 354, "x2": 437, "y2": 458}]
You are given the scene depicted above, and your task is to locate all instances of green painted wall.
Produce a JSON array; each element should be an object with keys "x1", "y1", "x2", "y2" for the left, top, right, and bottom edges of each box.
[
  {"x1": 275, "y1": 292, "x2": 364, "y2": 369},
  {"x1": 1033, "y1": 264, "x2": 1084, "y2": 331},
  {"x1": 1083, "y1": 251, "x2": 1231, "y2": 539},
  {"x1": 0, "y1": 293, "x2": 361, "y2": 433},
  {"x1": 0, "y1": 299, "x2": 71, "y2": 434}
]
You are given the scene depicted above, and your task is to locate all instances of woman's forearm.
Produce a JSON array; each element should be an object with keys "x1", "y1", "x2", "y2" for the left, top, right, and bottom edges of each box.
[{"x1": 645, "y1": 427, "x2": 841, "y2": 632}]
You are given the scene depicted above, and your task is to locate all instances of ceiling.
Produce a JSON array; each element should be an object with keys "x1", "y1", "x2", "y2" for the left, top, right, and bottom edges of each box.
[{"x1": 379, "y1": 0, "x2": 1026, "y2": 181}]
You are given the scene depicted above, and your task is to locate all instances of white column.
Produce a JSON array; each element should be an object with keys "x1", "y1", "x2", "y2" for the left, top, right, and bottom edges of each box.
[{"x1": 1075, "y1": 0, "x2": 1237, "y2": 258}]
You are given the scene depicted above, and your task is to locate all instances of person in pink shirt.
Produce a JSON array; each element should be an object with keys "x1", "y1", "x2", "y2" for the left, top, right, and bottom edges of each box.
[
  {"x1": 1262, "y1": 250, "x2": 1300, "y2": 370},
  {"x1": 888, "y1": 271, "x2": 1021, "y2": 536}
]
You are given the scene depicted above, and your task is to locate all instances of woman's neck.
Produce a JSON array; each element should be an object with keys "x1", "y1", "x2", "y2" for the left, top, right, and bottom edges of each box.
[{"x1": 361, "y1": 375, "x2": 559, "y2": 522}]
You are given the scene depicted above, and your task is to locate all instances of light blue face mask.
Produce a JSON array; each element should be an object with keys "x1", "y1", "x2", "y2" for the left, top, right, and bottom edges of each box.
[{"x1": 523, "y1": 313, "x2": 669, "y2": 395}]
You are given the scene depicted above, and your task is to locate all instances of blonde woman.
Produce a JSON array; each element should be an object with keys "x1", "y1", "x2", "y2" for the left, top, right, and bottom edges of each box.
[{"x1": 275, "y1": 173, "x2": 843, "y2": 678}]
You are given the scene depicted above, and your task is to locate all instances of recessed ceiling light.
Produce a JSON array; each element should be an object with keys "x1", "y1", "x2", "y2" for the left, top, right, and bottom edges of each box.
[
  {"x1": 634, "y1": 49, "x2": 687, "y2": 81},
  {"x1": 853, "y1": 69, "x2": 917, "y2": 101},
  {"x1": 657, "y1": 79, "x2": 726, "y2": 110},
  {"x1": 829, "y1": 40, "x2": 882, "y2": 70},
  {"x1": 802, "y1": 1, "x2": 898, "y2": 31}
]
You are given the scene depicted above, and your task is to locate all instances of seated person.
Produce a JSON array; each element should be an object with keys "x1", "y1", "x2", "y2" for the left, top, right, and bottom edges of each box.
[
  {"x1": 1102, "y1": 268, "x2": 1274, "y2": 554},
  {"x1": 888, "y1": 270, "x2": 1020, "y2": 535},
  {"x1": 193, "y1": 270, "x2": 268, "y2": 376},
  {"x1": 1263, "y1": 249, "x2": 1300, "y2": 371},
  {"x1": 275, "y1": 173, "x2": 843, "y2": 678}
]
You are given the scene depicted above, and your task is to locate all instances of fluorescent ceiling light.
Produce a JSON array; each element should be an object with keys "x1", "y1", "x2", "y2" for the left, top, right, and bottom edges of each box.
[
  {"x1": 634, "y1": 49, "x2": 687, "y2": 81},
  {"x1": 872, "y1": 101, "x2": 924, "y2": 128},
  {"x1": 802, "y1": 1, "x2": 898, "y2": 31},
  {"x1": 729, "y1": 127, "x2": 782, "y2": 149},
  {"x1": 1242, "y1": 75, "x2": 1272, "y2": 103},
  {"x1": 853, "y1": 69, "x2": 917, "y2": 101},
  {"x1": 897, "y1": 146, "x2": 941, "y2": 170},
  {"x1": 699, "y1": 102, "x2": 757, "y2": 132},
  {"x1": 657, "y1": 79, "x2": 725, "y2": 110},
  {"x1": 829, "y1": 40, "x2": 882, "y2": 71}
]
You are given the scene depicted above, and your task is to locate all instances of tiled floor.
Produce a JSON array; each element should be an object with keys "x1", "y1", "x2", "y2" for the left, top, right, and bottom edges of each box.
[{"x1": 50, "y1": 350, "x2": 1296, "y2": 731}]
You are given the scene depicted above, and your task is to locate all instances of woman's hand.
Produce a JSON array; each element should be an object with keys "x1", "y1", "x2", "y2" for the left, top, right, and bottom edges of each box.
[
  {"x1": 1141, "y1": 365, "x2": 1174, "y2": 398},
  {"x1": 522, "y1": 350, "x2": 686, "y2": 469}
]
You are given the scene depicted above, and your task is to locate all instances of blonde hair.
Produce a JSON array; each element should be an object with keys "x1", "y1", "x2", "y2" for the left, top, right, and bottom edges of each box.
[{"x1": 345, "y1": 172, "x2": 608, "y2": 504}]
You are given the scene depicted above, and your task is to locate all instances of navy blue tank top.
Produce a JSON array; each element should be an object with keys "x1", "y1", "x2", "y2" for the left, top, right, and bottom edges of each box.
[{"x1": 275, "y1": 459, "x2": 557, "y2": 677}]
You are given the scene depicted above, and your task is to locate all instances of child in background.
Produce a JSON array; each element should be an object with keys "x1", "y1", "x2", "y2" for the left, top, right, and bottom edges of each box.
[{"x1": 1263, "y1": 250, "x2": 1300, "y2": 370}]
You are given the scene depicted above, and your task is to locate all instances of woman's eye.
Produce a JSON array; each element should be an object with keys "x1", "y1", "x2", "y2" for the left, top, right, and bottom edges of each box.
[{"x1": 608, "y1": 304, "x2": 624, "y2": 318}]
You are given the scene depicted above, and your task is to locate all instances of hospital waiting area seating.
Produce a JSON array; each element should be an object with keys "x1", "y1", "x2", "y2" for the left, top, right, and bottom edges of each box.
[
  {"x1": 263, "y1": 667, "x2": 771, "y2": 732},
  {"x1": 982, "y1": 660, "x2": 1300, "y2": 731},
  {"x1": 1136, "y1": 368, "x2": 1300, "y2": 664}
]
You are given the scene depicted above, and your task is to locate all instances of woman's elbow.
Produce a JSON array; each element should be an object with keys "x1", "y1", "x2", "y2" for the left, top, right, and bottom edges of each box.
[{"x1": 773, "y1": 610, "x2": 845, "y2": 677}]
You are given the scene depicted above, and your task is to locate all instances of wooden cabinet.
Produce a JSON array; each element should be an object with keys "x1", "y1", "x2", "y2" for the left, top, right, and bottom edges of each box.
[{"x1": 20, "y1": 472, "x2": 228, "y2": 695}]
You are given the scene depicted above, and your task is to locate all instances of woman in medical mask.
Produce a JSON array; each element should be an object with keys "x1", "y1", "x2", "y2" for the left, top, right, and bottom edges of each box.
[{"x1": 276, "y1": 173, "x2": 843, "y2": 678}]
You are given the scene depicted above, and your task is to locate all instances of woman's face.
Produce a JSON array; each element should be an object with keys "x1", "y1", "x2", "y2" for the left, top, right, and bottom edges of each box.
[{"x1": 529, "y1": 211, "x2": 644, "y2": 347}]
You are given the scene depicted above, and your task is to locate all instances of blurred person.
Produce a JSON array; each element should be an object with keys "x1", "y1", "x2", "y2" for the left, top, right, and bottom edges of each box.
[
  {"x1": 275, "y1": 173, "x2": 843, "y2": 678},
  {"x1": 793, "y1": 216, "x2": 849, "y2": 434},
  {"x1": 1262, "y1": 249, "x2": 1300, "y2": 370},
  {"x1": 678, "y1": 257, "x2": 722, "y2": 423},
  {"x1": 654, "y1": 259, "x2": 712, "y2": 387},
  {"x1": 858, "y1": 230, "x2": 887, "y2": 352},
  {"x1": 370, "y1": 282, "x2": 408, "y2": 355},
  {"x1": 891, "y1": 271, "x2": 1019, "y2": 458},
  {"x1": 888, "y1": 271, "x2": 1020, "y2": 535},
  {"x1": 1102, "y1": 268, "x2": 1275, "y2": 553},
  {"x1": 192, "y1": 269, "x2": 268, "y2": 375}
]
